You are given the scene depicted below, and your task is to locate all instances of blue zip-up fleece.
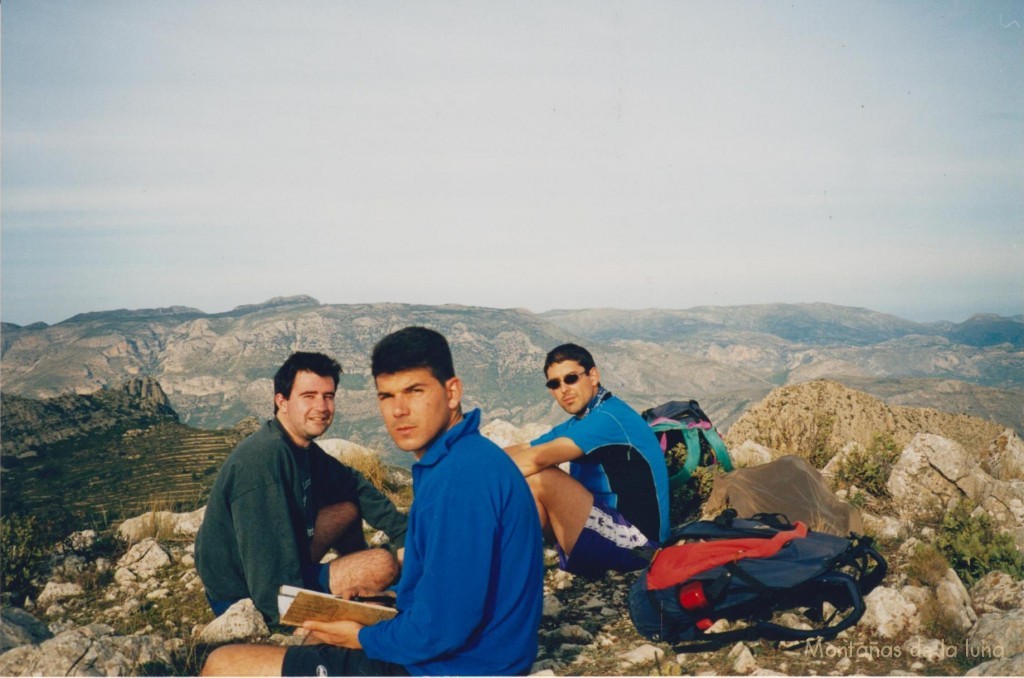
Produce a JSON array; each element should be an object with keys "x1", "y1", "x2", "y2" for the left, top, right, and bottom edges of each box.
[{"x1": 359, "y1": 409, "x2": 544, "y2": 676}]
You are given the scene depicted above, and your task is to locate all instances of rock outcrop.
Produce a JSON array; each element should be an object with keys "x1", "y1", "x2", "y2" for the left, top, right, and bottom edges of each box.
[
  {"x1": 1, "y1": 377, "x2": 178, "y2": 457},
  {"x1": 887, "y1": 433, "x2": 1024, "y2": 548},
  {"x1": 0, "y1": 623, "x2": 171, "y2": 677},
  {"x1": 725, "y1": 380, "x2": 1007, "y2": 460}
]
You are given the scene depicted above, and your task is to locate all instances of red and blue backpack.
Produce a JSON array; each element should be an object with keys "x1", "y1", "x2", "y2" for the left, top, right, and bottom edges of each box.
[{"x1": 628, "y1": 510, "x2": 886, "y2": 648}]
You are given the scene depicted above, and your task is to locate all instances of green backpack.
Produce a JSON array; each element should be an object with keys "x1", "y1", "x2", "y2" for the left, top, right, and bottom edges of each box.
[{"x1": 641, "y1": 400, "x2": 733, "y2": 490}]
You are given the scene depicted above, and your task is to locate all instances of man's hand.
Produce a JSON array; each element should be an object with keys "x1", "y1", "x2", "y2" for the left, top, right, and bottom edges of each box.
[
  {"x1": 337, "y1": 586, "x2": 397, "y2": 603},
  {"x1": 302, "y1": 619, "x2": 365, "y2": 648}
]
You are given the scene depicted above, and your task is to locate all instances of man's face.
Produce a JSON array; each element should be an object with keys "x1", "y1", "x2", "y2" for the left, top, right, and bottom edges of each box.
[
  {"x1": 545, "y1": 359, "x2": 600, "y2": 416},
  {"x1": 375, "y1": 367, "x2": 462, "y2": 458},
  {"x1": 275, "y1": 370, "x2": 337, "y2": 446}
]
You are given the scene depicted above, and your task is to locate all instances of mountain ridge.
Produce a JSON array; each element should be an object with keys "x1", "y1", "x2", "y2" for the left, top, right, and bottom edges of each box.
[{"x1": 1, "y1": 299, "x2": 1020, "y2": 452}]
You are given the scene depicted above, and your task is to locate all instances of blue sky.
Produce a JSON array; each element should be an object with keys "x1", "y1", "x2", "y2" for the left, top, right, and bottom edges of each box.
[{"x1": 2, "y1": 1, "x2": 1022, "y2": 326}]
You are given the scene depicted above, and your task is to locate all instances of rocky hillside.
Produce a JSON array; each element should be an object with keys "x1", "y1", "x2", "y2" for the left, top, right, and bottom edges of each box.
[
  {"x1": 0, "y1": 380, "x2": 250, "y2": 520},
  {"x1": 1, "y1": 378, "x2": 178, "y2": 457},
  {"x1": 724, "y1": 380, "x2": 1007, "y2": 461},
  {"x1": 2, "y1": 407, "x2": 1023, "y2": 677},
  {"x1": 541, "y1": 303, "x2": 934, "y2": 345},
  {"x1": 2, "y1": 299, "x2": 1022, "y2": 452}
]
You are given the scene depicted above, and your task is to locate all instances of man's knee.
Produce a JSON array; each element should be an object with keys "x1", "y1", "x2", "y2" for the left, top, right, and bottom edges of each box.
[
  {"x1": 525, "y1": 467, "x2": 588, "y2": 505},
  {"x1": 332, "y1": 502, "x2": 362, "y2": 534},
  {"x1": 329, "y1": 547, "x2": 400, "y2": 592},
  {"x1": 366, "y1": 547, "x2": 400, "y2": 584},
  {"x1": 524, "y1": 466, "x2": 563, "y2": 497},
  {"x1": 200, "y1": 646, "x2": 235, "y2": 676},
  {"x1": 201, "y1": 644, "x2": 286, "y2": 676}
]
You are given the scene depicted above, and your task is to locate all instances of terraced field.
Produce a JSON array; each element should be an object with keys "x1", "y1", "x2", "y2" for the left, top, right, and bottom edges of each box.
[{"x1": 1, "y1": 420, "x2": 249, "y2": 524}]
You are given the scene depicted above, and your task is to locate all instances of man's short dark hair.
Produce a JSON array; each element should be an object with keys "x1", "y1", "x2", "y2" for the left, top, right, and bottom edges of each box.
[
  {"x1": 543, "y1": 343, "x2": 597, "y2": 374},
  {"x1": 273, "y1": 352, "x2": 342, "y2": 412},
  {"x1": 371, "y1": 327, "x2": 455, "y2": 384}
]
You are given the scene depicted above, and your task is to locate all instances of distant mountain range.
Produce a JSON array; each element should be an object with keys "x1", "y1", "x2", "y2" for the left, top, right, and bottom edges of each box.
[{"x1": 2, "y1": 297, "x2": 1022, "y2": 463}]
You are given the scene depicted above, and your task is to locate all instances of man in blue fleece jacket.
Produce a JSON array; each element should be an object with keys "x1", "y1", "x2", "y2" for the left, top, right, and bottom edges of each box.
[{"x1": 202, "y1": 327, "x2": 544, "y2": 677}]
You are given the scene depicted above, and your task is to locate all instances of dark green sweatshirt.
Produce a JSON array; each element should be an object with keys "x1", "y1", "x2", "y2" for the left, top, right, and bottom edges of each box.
[{"x1": 195, "y1": 418, "x2": 407, "y2": 622}]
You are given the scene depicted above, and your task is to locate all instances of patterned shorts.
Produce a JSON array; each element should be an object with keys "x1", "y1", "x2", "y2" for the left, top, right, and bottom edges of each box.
[{"x1": 558, "y1": 502, "x2": 656, "y2": 578}]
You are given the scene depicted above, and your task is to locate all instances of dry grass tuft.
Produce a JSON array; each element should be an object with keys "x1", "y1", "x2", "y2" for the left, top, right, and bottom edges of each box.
[{"x1": 341, "y1": 448, "x2": 412, "y2": 509}]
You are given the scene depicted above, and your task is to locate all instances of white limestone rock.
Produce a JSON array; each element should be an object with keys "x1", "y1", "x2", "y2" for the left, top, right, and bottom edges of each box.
[
  {"x1": 0, "y1": 623, "x2": 170, "y2": 677},
  {"x1": 36, "y1": 581, "x2": 84, "y2": 609},
  {"x1": 729, "y1": 440, "x2": 777, "y2": 467},
  {"x1": 887, "y1": 433, "x2": 1024, "y2": 549},
  {"x1": 0, "y1": 608, "x2": 52, "y2": 653},
  {"x1": 859, "y1": 586, "x2": 919, "y2": 639},
  {"x1": 116, "y1": 538, "x2": 171, "y2": 580},
  {"x1": 728, "y1": 641, "x2": 757, "y2": 675},
  {"x1": 886, "y1": 434, "x2": 971, "y2": 522},
  {"x1": 903, "y1": 635, "x2": 947, "y2": 663},
  {"x1": 985, "y1": 429, "x2": 1024, "y2": 482},
  {"x1": 618, "y1": 643, "x2": 664, "y2": 668},
  {"x1": 966, "y1": 652, "x2": 1024, "y2": 676},
  {"x1": 196, "y1": 598, "x2": 269, "y2": 644},
  {"x1": 968, "y1": 608, "x2": 1024, "y2": 660},
  {"x1": 970, "y1": 570, "x2": 1024, "y2": 613},
  {"x1": 66, "y1": 529, "x2": 98, "y2": 551},
  {"x1": 542, "y1": 594, "x2": 563, "y2": 619},
  {"x1": 860, "y1": 513, "x2": 909, "y2": 541},
  {"x1": 934, "y1": 568, "x2": 977, "y2": 631},
  {"x1": 549, "y1": 570, "x2": 574, "y2": 590},
  {"x1": 118, "y1": 507, "x2": 206, "y2": 542}
]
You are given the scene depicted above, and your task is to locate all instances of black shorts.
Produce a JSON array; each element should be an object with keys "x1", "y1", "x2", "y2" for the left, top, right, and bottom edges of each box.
[{"x1": 282, "y1": 644, "x2": 408, "y2": 677}]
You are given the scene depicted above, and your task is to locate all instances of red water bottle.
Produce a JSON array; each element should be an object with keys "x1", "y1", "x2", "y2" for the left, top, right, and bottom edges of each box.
[{"x1": 678, "y1": 581, "x2": 708, "y2": 610}]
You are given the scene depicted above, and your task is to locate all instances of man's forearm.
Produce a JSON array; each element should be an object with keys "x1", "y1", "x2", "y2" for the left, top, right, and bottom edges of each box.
[
  {"x1": 505, "y1": 438, "x2": 585, "y2": 477},
  {"x1": 504, "y1": 443, "x2": 545, "y2": 477}
]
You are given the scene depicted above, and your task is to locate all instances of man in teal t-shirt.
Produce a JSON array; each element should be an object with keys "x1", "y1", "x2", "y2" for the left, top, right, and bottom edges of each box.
[{"x1": 506, "y1": 343, "x2": 670, "y2": 578}]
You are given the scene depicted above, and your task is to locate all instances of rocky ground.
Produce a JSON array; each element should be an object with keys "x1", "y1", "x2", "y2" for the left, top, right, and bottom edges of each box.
[
  {"x1": 3, "y1": 410, "x2": 1024, "y2": 676},
  {"x1": 2, "y1": 528, "x2": 1022, "y2": 676}
]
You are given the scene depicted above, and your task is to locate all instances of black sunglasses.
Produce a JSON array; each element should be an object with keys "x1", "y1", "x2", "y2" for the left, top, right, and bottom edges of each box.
[{"x1": 545, "y1": 370, "x2": 588, "y2": 390}]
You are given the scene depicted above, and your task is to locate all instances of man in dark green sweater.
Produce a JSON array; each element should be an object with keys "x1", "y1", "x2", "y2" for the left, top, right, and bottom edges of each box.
[{"x1": 195, "y1": 352, "x2": 407, "y2": 623}]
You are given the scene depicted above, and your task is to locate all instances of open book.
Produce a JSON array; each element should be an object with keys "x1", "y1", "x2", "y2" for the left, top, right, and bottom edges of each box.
[{"x1": 277, "y1": 585, "x2": 398, "y2": 627}]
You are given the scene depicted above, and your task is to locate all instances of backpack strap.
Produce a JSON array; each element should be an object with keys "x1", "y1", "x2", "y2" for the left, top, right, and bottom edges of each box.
[
  {"x1": 701, "y1": 427, "x2": 733, "y2": 472},
  {"x1": 834, "y1": 536, "x2": 888, "y2": 595},
  {"x1": 748, "y1": 572, "x2": 867, "y2": 641},
  {"x1": 673, "y1": 427, "x2": 703, "y2": 486},
  {"x1": 672, "y1": 571, "x2": 867, "y2": 650}
]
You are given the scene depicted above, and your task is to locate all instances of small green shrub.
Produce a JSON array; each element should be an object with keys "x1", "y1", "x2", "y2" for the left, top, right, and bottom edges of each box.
[
  {"x1": 807, "y1": 414, "x2": 836, "y2": 469},
  {"x1": 1, "y1": 513, "x2": 54, "y2": 603},
  {"x1": 937, "y1": 499, "x2": 1024, "y2": 586},
  {"x1": 846, "y1": 489, "x2": 868, "y2": 509},
  {"x1": 670, "y1": 466, "x2": 715, "y2": 527},
  {"x1": 834, "y1": 433, "x2": 901, "y2": 497}
]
